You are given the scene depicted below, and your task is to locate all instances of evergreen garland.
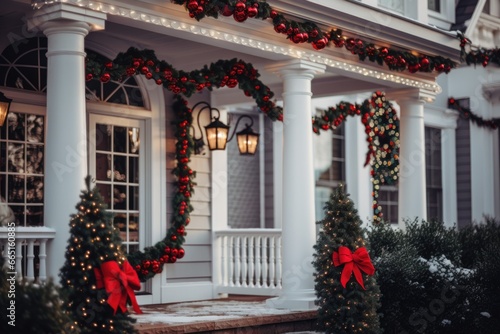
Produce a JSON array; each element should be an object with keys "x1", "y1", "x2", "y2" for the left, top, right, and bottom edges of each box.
[
  {"x1": 448, "y1": 97, "x2": 500, "y2": 130},
  {"x1": 312, "y1": 91, "x2": 399, "y2": 223}
]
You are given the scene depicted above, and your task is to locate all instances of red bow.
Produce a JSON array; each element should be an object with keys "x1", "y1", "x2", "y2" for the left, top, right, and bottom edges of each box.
[
  {"x1": 332, "y1": 246, "x2": 375, "y2": 290},
  {"x1": 94, "y1": 260, "x2": 143, "y2": 314}
]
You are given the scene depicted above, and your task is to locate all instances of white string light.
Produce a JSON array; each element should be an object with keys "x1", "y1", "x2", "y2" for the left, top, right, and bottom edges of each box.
[{"x1": 31, "y1": 0, "x2": 441, "y2": 93}]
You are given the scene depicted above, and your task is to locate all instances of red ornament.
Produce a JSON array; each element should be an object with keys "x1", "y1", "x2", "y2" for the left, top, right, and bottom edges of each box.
[
  {"x1": 247, "y1": 6, "x2": 258, "y2": 17},
  {"x1": 177, "y1": 248, "x2": 185, "y2": 259},
  {"x1": 233, "y1": 11, "x2": 248, "y2": 22},
  {"x1": 170, "y1": 234, "x2": 178, "y2": 241},
  {"x1": 270, "y1": 10, "x2": 278, "y2": 19},
  {"x1": 187, "y1": 0, "x2": 199, "y2": 11},
  {"x1": 105, "y1": 61, "x2": 113, "y2": 69},
  {"x1": 100, "y1": 73, "x2": 111, "y2": 83},
  {"x1": 235, "y1": 1, "x2": 246, "y2": 11},
  {"x1": 221, "y1": 5, "x2": 233, "y2": 16},
  {"x1": 85, "y1": 73, "x2": 93, "y2": 81}
]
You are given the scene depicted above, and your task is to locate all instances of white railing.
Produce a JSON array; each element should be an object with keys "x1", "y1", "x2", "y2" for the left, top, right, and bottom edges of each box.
[
  {"x1": 215, "y1": 229, "x2": 282, "y2": 296},
  {"x1": 0, "y1": 226, "x2": 56, "y2": 283}
]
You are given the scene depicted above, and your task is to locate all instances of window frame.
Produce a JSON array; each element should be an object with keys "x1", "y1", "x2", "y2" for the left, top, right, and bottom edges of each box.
[{"x1": 88, "y1": 113, "x2": 146, "y2": 254}]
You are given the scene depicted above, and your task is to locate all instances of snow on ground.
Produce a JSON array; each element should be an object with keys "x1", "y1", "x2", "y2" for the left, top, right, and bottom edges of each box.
[{"x1": 131, "y1": 299, "x2": 298, "y2": 324}]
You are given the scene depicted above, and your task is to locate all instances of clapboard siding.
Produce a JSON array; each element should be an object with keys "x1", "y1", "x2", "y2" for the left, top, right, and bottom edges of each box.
[
  {"x1": 166, "y1": 262, "x2": 212, "y2": 279},
  {"x1": 164, "y1": 93, "x2": 213, "y2": 285},
  {"x1": 264, "y1": 116, "x2": 275, "y2": 228},
  {"x1": 227, "y1": 113, "x2": 261, "y2": 228},
  {"x1": 456, "y1": 115, "x2": 472, "y2": 228}
]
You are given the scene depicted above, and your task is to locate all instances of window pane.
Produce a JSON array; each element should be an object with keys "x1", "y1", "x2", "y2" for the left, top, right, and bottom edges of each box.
[
  {"x1": 129, "y1": 157, "x2": 139, "y2": 183},
  {"x1": 113, "y1": 185, "x2": 126, "y2": 210},
  {"x1": 96, "y1": 183, "x2": 111, "y2": 208},
  {"x1": 8, "y1": 144, "x2": 24, "y2": 173},
  {"x1": 95, "y1": 124, "x2": 111, "y2": 151},
  {"x1": 113, "y1": 126, "x2": 127, "y2": 153},
  {"x1": 128, "y1": 128, "x2": 140, "y2": 154},
  {"x1": 95, "y1": 153, "x2": 111, "y2": 181},
  {"x1": 26, "y1": 206, "x2": 43, "y2": 226},
  {"x1": 129, "y1": 186, "x2": 139, "y2": 211},
  {"x1": 428, "y1": 0, "x2": 440, "y2": 12},
  {"x1": 8, "y1": 113, "x2": 25, "y2": 141},
  {"x1": 27, "y1": 115, "x2": 44, "y2": 143},
  {"x1": 8, "y1": 175, "x2": 24, "y2": 202},
  {"x1": 26, "y1": 176, "x2": 43, "y2": 203},
  {"x1": 26, "y1": 145, "x2": 43, "y2": 174}
]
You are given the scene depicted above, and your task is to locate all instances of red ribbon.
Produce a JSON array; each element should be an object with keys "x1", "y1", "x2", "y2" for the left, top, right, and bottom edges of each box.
[
  {"x1": 94, "y1": 260, "x2": 143, "y2": 314},
  {"x1": 332, "y1": 246, "x2": 375, "y2": 290}
]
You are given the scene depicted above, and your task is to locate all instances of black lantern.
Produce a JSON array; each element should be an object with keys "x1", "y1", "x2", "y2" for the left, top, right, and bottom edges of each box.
[
  {"x1": 0, "y1": 91, "x2": 12, "y2": 127},
  {"x1": 193, "y1": 102, "x2": 260, "y2": 155}
]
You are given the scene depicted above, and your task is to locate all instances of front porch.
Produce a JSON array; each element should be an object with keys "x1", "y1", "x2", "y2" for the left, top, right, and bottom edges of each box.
[{"x1": 133, "y1": 295, "x2": 317, "y2": 334}]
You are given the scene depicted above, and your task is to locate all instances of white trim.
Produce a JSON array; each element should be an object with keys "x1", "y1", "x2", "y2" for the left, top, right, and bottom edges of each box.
[{"x1": 427, "y1": 0, "x2": 455, "y2": 30}]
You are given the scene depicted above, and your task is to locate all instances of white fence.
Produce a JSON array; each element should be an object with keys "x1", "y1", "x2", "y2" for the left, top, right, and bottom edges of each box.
[
  {"x1": 0, "y1": 226, "x2": 56, "y2": 283},
  {"x1": 214, "y1": 229, "x2": 282, "y2": 296}
]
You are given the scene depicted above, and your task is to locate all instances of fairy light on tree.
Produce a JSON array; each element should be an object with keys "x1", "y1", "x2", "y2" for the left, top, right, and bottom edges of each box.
[
  {"x1": 313, "y1": 185, "x2": 381, "y2": 333},
  {"x1": 60, "y1": 176, "x2": 139, "y2": 333}
]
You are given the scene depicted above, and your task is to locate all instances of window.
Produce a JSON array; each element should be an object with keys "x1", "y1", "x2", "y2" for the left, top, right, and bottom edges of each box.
[
  {"x1": 425, "y1": 126, "x2": 443, "y2": 221},
  {"x1": 378, "y1": 0, "x2": 404, "y2": 14},
  {"x1": 0, "y1": 112, "x2": 45, "y2": 226},
  {"x1": 428, "y1": 0, "x2": 440, "y2": 12},
  {"x1": 314, "y1": 123, "x2": 346, "y2": 220},
  {"x1": 0, "y1": 37, "x2": 47, "y2": 92},
  {"x1": 378, "y1": 185, "x2": 398, "y2": 224},
  {"x1": 317, "y1": 125, "x2": 345, "y2": 185},
  {"x1": 85, "y1": 51, "x2": 144, "y2": 107},
  {"x1": 89, "y1": 116, "x2": 143, "y2": 254}
]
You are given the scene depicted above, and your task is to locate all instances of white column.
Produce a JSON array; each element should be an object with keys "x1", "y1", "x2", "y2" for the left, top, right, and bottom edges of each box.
[
  {"x1": 396, "y1": 92, "x2": 429, "y2": 227},
  {"x1": 30, "y1": 4, "x2": 105, "y2": 280},
  {"x1": 266, "y1": 60, "x2": 325, "y2": 310},
  {"x1": 344, "y1": 95, "x2": 372, "y2": 226}
]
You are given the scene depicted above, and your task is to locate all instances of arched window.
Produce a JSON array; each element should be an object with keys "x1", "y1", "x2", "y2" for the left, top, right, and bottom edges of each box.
[{"x1": 0, "y1": 37, "x2": 145, "y2": 227}]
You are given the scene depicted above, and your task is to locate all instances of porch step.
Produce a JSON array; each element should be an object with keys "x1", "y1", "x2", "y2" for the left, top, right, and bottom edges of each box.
[{"x1": 133, "y1": 297, "x2": 318, "y2": 334}]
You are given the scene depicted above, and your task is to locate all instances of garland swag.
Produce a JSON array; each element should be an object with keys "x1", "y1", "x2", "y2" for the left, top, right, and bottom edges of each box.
[
  {"x1": 171, "y1": 1, "x2": 500, "y2": 73},
  {"x1": 86, "y1": 46, "x2": 401, "y2": 279},
  {"x1": 312, "y1": 91, "x2": 400, "y2": 224},
  {"x1": 448, "y1": 98, "x2": 500, "y2": 130},
  {"x1": 85, "y1": 47, "x2": 283, "y2": 280}
]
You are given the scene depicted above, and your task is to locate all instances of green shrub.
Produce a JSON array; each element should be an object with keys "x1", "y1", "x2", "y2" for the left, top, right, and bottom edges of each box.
[
  {"x1": 368, "y1": 218, "x2": 500, "y2": 334},
  {"x1": 0, "y1": 258, "x2": 75, "y2": 334}
]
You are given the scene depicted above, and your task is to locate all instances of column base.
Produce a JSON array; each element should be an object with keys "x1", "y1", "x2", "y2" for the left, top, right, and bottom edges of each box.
[{"x1": 266, "y1": 289, "x2": 317, "y2": 310}]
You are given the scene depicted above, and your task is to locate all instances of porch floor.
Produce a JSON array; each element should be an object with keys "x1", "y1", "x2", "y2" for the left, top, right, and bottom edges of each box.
[{"x1": 132, "y1": 295, "x2": 318, "y2": 334}]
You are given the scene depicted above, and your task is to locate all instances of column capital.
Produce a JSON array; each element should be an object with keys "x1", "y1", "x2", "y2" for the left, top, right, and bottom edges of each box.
[
  {"x1": 482, "y1": 80, "x2": 500, "y2": 103},
  {"x1": 28, "y1": 3, "x2": 106, "y2": 33},
  {"x1": 388, "y1": 87, "x2": 438, "y2": 104},
  {"x1": 266, "y1": 59, "x2": 326, "y2": 78}
]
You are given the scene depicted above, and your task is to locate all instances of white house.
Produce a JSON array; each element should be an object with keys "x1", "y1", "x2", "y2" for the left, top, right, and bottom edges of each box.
[{"x1": 0, "y1": 0, "x2": 497, "y2": 310}]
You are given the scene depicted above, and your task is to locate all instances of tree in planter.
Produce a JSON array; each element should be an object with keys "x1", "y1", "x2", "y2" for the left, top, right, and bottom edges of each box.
[
  {"x1": 60, "y1": 176, "x2": 141, "y2": 333},
  {"x1": 313, "y1": 185, "x2": 381, "y2": 334}
]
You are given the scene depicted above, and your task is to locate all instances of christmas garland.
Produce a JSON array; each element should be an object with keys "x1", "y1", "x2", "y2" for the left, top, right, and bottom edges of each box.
[
  {"x1": 448, "y1": 98, "x2": 500, "y2": 129},
  {"x1": 312, "y1": 91, "x2": 399, "y2": 223},
  {"x1": 85, "y1": 47, "x2": 283, "y2": 280},
  {"x1": 171, "y1": 0, "x2": 456, "y2": 74}
]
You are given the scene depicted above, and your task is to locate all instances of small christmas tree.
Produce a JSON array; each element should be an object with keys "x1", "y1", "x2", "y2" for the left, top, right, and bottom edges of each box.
[
  {"x1": 60, "y1": 176, "x2": 140, "y2": 333},
  {"x1": 313, "y1": 185, "x2": 381, "y2": 334}
]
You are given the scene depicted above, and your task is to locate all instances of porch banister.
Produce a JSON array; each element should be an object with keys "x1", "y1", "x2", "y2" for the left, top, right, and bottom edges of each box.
[{"x1": 266, "y1": 60, "x2": 326, "y2": 310}]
